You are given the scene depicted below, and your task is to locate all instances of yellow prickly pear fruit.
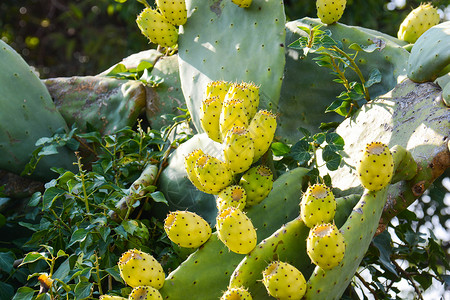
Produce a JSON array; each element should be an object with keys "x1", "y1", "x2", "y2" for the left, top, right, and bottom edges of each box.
[
  {"x1": 200, "y1": 96, "x2": 223, "y2": 142},
  {"x1": 205, "y1": 80, "x2": 231, "y2": 101},
  {"x1": 219, "y1": 99, "x2": 249, "y2": 140},
  {"x1": 184, "y1": 149, "x2": 215, "y2": 194},
  {"x1": 194, "y1": 154, "x2": 234, "y2": 195},
  {"x1": 397, "y1": 3, "x2": 440, "y2": 43},
  {"x1": 99, "y1": 296, "x2": 126, "y2": 300},
  {"x1": 239, "y1": 165, "x2": 273, "y2": 207},
  {"x1": 216, "y1": 185, "x2": 247, "y2": 212},
  {"x1": 220, "y1": 286, "x2": 253, "y2": 300},
  {"x1": 225, "y1": 82, "x2": 260, "y2": 121},
  {"x1": 223, "y1": 126, "x2": 255, "y2": 173},
  {"x1": 247, "y1": 110, "x2": 277, "y2": 163},
  {"x1": 156, "y1": 0, "x2": 187, "y2": 26},
  {"x1": 306, "y1": 223, "x2": 346, "y2": 270},
  {"x1": 300, "y1": 183, "x2": 336, "y2": 228},
  {"x1": 231, "y1": 0, "x2": 252, "y2": 8},
  {"x1": 216, "y1": 207, "x2": 257, "y2": 254},
  {"x1": 136, "y1": 8, "x2": 178, "y2": 48},
  {"x1": 316, "y1": 0, "x2": 347, "y2": 25},
  {"x1": 99, "y1": 295, "x2": 127, "y2": 300},
  {"x1": 164, "y1": 210, "x2": 212, "y2": 248},
  {"x1": 357, "y1": 142, "x2": 394, "y2": 191},
  {"x1": 129, "y1": 286, "x2": 163, "y2": 300},
  {"x1": 262, "y1": 261, "x2": 307, "y2": 300},
  {"x1": 118, "y1": 249, "x2": 165, "y2": 289}
]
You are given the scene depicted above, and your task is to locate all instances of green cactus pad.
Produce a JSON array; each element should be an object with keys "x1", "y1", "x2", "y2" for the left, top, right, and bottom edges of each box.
[
  {"x1": 228, "y1": 194, "x2": 360, "y2": 299},
  {"x1": 178, "y1": 0, "x2": 286, "y2": 133},
  {"x1": 159, "y1": 167, "x2": 310, "y2": 299},
  {"x1": 44, "y1": 76, "x2": 146, "y2": 135},
  {"x1": 0, "y1": 40, "x2": 75, "y2": 180},
  {"x1": 407, "y1": 21, "x2": 450, "y2": 83},
  {"x1": 278, "y1": 18, "x2": 409, "y2": 142}
]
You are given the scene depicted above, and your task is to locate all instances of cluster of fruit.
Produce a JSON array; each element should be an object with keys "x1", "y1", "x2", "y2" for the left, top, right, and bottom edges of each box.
[
  {"x1": 136, "y1": 0, "x2": 187, "y2": 48},
  {"x1": 181, "y1": 81, "x2": 277, "y2": 254}
]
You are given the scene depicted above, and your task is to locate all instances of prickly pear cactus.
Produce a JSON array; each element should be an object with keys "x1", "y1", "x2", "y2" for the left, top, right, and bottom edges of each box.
[
  {"x1": 407, "y1": 21, "x2": 450, "y2": 83},
  {"x1": 44, "y1": 76, "x2": 146, "y2": 135},
  {"x1": 178, "y1": 0, "x2": 286, "y2": 133},
  {"x1": 0, "y1": 40, "x2": 76, "y2": 180},
  {"x1": 277, "y1": 17, "x2": 409, "y2": 142}
]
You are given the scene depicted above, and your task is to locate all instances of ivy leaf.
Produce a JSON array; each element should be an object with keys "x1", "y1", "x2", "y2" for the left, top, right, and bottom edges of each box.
[
  {"x1": 105, "y1": 266, "x2": 122, "y2": 282},
  {"x1": 290, "y1": 140, "x2": 312, "y2": 165},
  {"x1": 322, "y1": 145, "x2": 342, "y2": 171},
  {"x1": 298, "y1": 127, "x2": 311, "y2": 138},
  {"x1": 326, "y1": 132, "x2": 345, "y2": 149},
  {"x1": 373, "y1": 231, "x2": 398, "y2": 276},
  {"x1": 42, "y1": 187, "x2": 65, "y2": 210},
  {"x1": 313, "y1": 132, "x2": 326, "y2": 145},
  {"x1": 326, "y1": 99, "x2": 350, "y2": 117}
]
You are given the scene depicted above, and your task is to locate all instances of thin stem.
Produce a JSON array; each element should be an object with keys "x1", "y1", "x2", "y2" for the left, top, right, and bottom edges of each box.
[
  {"x1": 329, "y1": 55, "x2": 350, "y2": 91},
  {"x1": 331, "y1": 46, "x2": 370, "y2": 101},
  {"x1": 392, "y1": 260, "x2": 424, "y2": 300},
  {"x1": 76, "y1": 153, "x2": 92, "y2": 222},
  {"x1": 355, "y1": 272, "x2": 379, "y2": 300},
  {"x1": 50, "y1": 209, "x2": 71, "y2": 231},
  {"x1": 93, "y1": 252, "x2": 103, "y2": 295}
]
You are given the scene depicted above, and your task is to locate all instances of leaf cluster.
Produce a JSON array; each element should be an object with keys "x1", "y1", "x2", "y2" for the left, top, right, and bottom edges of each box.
[{"x1": 1, "y1": 115, "x2": 192, "y2": 299}]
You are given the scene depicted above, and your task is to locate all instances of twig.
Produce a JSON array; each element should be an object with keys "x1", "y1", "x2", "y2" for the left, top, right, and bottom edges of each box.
[
  {"x1": 392, "y1": 260, "x2": 424, "y2": 300},
  {"x1": 355, "y1": 272, "x2": 379, "y2": 300}
]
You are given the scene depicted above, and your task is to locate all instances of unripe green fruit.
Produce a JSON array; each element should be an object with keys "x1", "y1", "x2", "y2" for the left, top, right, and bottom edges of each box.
[
  {"x1": 136, "y1": 8, "x2": 178, "y2": 48},
  {"x1": 316, "y1": 0, "x2": 347, "y2": 25},
  {"x1": 300, "y1": 183, "x2": 336, "y2": 228},
  {"x1": 262, "y1": 261, "x2": 307, "y2": 300},
  {"x1": 118, "y1": 249, "x2": 165, "y2": 289},
  {"x1": 194, "y1": 154, "x2": 234, "y2": 195},
  {"x1": 357, "y1": 142, "x2": 394, "y2": 191},
  {"x1": 164, "y1": 210, "x2": 212, "y2": 248},
  {"x1": 239, "y1": 165, "x2": 273, "y2": 207},
  {"x1": 156, "y1": 0, "x2": 187, "y2": 26},
  {"x1": 247, "y1": 110, "x2": 277, "y2": 162},
  {"x1": 306, "y1": 223, "x2": 346, "y2": 270},
  {"x1": 216, "y1": 207, "x2": 257, "y2": 254},
  {"x1": 220, "y1": 286, "x2": 253, "y2": 300},
  {"x1": 129, "y1": 286, "x2": 163, "y2": 300},
  {"x1": 223, "y1": 126, "x2": 255, "y2": 173},
  {"x1": 397, "y1": 3, "x2": 440, "y2": 43},
  {"x1": 216, "y1": 185, "x2": 247, "y2": 212}
]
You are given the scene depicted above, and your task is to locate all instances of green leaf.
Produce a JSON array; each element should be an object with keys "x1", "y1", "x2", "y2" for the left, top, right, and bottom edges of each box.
[
  {"x1": 53, "y1": 257, "x2": 71, "y2": 280},
  {"x1": 326, "y1": 132, "x2": 345, "y2": 148},
  {"x1": 290, "y1": 140, "x2": 312, "y2": 165},
  {"x1": 122, "y1": 220, "x2": 138, "y2": 235},
  {"x1": 313, "y1": 132, "x2": 326, "y2": 145},
  {"x1": 19, "y1": 252, "x2": 47, "y2": 266},
  {"x1": 326, "y1": 99, "x2": 350, "y2": 117},
  {"x1": 38, "y1": 144, "x2": 59, "y2": 156},
  {"x1": 104, "y1": 63, "x2": 127, "y2": 77},
  {"x1": 365, "y1": 68, "x2": 382, "y2": 88},
  {"x1": 322, "y1": 146, "x2": 342, "y2": 171},
  {"x1": 36, "y1": 293, "x2": 51, "y2": 300},
  {"x1": 69, "y1": 228, "x2": 89, "y2": 246},
  {"x1": 99, "y1": 226, "x2": 111, "y2": 242},
  {"x1": 373, "y1": 231, "x2": 398, "y2": 276},
  {"x1": 150, "y1": 191, "x2": 168, "y2": 205},
  {"x1": 298, "y1": 127, "x2": 311, "y2": 137},
  {"x1": 42, "y1": 187, "x2": 65, "y2": 210},
  {"x1": 12, "y1": 287, "x2": 35, "y2": 300},
  {"x1": 0, "y1": 282, "x2": 14, "y2": 299},
  {"x1": 136, "y1": 60, "x2": 154, "y2": 72},
  {"x1": 271, "y1": 142, "x2": 291, "y2": 156},
  {"x1": 0, "y1": 251, "x2": 15, "y2": 273},
  {"x1": 28, "y1": 192, "x2": 41, "y2": 207},
  {"x1": 105, "y1": 266, "x2": 122, "y2": 282},
  {"x1": 297, "y1": 26, "x2": 311, "y2": 35},
  {"x1": 319, "y1": 122, "x2": 340, "y2": 131},
  {"x1": 53, "y1": 278, "x2": 72, "y2": 292},
  {"x1": 74, "y1": 281, "x2": 93, "y2": 300},
  {"x1": 41, "y1": 245, "x2": 54, "y2": 257}
]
